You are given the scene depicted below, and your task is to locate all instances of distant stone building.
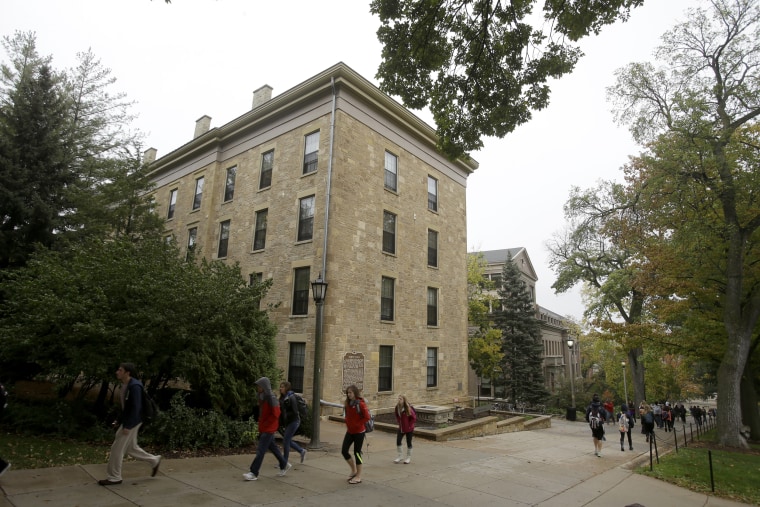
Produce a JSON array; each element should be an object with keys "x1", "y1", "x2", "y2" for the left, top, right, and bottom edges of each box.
[
  {"x1": 146, "y1": 63, "x2": 477, "y2": 412},
  {"x1": 468, "y1": 248, "x2": 576, "y2": 399}
]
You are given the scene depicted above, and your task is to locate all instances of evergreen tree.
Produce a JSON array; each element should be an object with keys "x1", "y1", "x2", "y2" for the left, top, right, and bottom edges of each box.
[{"x1": 493, "y1": 253, "x2": 549, "y2": 405}]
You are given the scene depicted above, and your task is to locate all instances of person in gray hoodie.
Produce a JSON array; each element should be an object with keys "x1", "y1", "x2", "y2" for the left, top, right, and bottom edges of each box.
[{"x1": 243, "y1": 377, "x2": 290, "y2": 481}]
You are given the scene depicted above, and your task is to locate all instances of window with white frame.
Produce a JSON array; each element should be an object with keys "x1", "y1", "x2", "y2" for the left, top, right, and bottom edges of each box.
[
  {"x1": 427, "y1": 175, "x2": 438, "y2": 212},
  {"x1": 303, "y1": 131, "x2": 319, "y2": 174},
  {"x1": 167, "y1": 189, "x2": 177, "y2": 219},
  {"x1": 192, "y1": 176, "x2": 204, "y2": 210},
  {"x1": 217, "y1": 220, "x2": 230, "y2": 258},
  {"x1": 292, "y1": 266, "x2": 310, "y2": 316},
  {"x1": 382, "y1": 211, "x2": 396, "y2": 254},
  {"x1": 253, "y1": 209, "x2": 268, "y2": 251},
  {"x1": 379, "y1": 345, "x2": 393, "y2": 392},
  {"x1": 381, "y1": 276, "x2": 395, "y2": 321},
  {"x1": 224, "y1": 166, "x2": 236, "y2": 202},
  {"x1": 260, "y1": 150, "x2": 273, "y2": 189},
  {"x1": 297, "y1": 195, "x2": 315, "y2": 242},
  {"x1": 427, "y1": 229, "x2": 438, "y2": 267},
  {"x1": 427, "y1": 287, "x2": 438, "y2": 326},
  {"x1": 384, "y1": 151, "x2": 397, "y2": 191},
  {"x1": 427, "y1": 347, "x2": 438, "y2": 387}
]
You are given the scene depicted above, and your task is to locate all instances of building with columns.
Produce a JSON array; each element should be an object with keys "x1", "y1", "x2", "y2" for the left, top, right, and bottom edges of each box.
[{"x1": 146, "y1": 63, "x2": 477, "y2": 412}]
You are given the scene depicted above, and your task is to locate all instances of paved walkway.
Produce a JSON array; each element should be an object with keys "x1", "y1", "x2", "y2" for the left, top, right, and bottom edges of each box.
[{"x1": 0, "y1": 417, "x2": 750, "y2": 507}]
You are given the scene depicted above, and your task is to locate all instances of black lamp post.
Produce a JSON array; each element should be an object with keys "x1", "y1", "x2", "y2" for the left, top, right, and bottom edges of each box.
[
  {"x1": 566, "y1": 338, "x2": 576, "y2": 414},
  {"x1": 309, "y1": 273, "x2": 327, "y2": 448}
]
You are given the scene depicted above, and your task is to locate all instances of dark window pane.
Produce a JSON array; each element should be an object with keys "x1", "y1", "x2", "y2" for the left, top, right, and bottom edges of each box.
[
  {"x1": 293, "y1": 267, "x2": 310, "y2": 315},
  {"x1": 428, "y1": 229, "x2": 438, "y2": 267},
  {"x1": 298, "y1": 196, "x2": 315, "y2": 242},
  {"x1": 224, "y1": 166, "x2": 236, "y2": 201},
  {"x1": 288, "y1": 342, "x2": 306, "y2": 393},
  {"x1": 168, "y1": 189, "x2": 177, "y2": 219},
  {"x1": 427, "y1": 287, "x2": 438, "y2": 326},
  {"x1": 381, "y1": 277, "x2": 394, "y2": 321},
  {"x1": 427, "y1": 348, "x2": 437, "y2": 387},
  {"x1": 382, "y1": 211, "x2": 396, "y2": 254},
  {"x1": 384, "y1": 151, "x2": 397, "y2": 191},
  {"x1": 253, "y1": 209, "x2": 268, "y2": 250},
  {"x1": 303, "y1": 132, "x2": 319, "y2": 174},
  {"x1": 217, "y1": 220, "x2": 230, "y2": 258},
  {"x1": 193, "y1": 177, "x2": 204, "y2": 210},
  {"x1": 378, "y1": 345, "x2": 393, "y2": 391},
  {"x1": 427, "y1": 176, "x2": 437, "y2": 212},
  {"x1": 260, "y1": 150, "x2": 273, "y2": 189}
]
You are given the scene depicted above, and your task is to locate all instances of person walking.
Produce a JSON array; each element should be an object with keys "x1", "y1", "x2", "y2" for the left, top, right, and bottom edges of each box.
[
  {"x1": 585, "y1": 394, "x2": 607, "y2": 457},
  {"x1": 639, "y1": 402, "x2": 655, "y2": 444},
  {"x1": 278, "y1": 381, "x2": 307, "y2": 466},
  {"x1": 618, "y1": 403, "x2": 634, "y2": 451},
  {"x1": 393, "y1": 394, "x2": 416, "y2": 464},
  {"x1": 603, "y1": 399, "x2": 614, "y2": 426},
  {"x1": 342, "y1": 384, "x2": 371, "y2": 484},
  {"x1": 243, "y1": 377, "x2": 290, "y2": 481},
  {"x1": 98, "y1": 363, "x2": 161, "y2": 486}
]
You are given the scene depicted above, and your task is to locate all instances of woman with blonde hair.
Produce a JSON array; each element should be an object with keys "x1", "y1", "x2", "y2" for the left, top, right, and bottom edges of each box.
[{"x1": 393, "y1": 394, "x2": 417, "y2": 464}]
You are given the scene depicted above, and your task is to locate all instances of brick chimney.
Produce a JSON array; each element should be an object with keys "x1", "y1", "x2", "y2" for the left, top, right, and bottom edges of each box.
[
  {"x1": 252, "y1": 85, "x2": 273, "y2": 109},
  {"x1": 143, "y1": 147, "x2": 157, "y2": 164},
  {"x1": 194, "y1": 115, "x2": 211, "y2": 139}
]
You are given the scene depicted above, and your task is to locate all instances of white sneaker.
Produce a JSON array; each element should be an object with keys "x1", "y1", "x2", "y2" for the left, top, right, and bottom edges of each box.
[
  {"x1": 277, "y1": 463, "x2": 292, "y2": 477},
  {"x1": 242, "y1": 472, "x2": 257, "y2": 481}
]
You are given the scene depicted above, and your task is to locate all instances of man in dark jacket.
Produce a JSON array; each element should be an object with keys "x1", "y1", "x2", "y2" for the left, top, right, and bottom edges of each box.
[{"x1": 98, "y1": 363, "x2": 161, "y2": 486}]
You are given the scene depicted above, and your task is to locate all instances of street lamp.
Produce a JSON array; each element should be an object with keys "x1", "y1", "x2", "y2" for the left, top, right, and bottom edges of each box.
[
  {"x1": 566, "y1": 338, "x2": 576, "y2": 420},
  {"x1": 621, "y1": 360, "x2": 629, "y2": 407},
  {"x1": 309, "y1": 273, "x2": 328, "y2": 448}
]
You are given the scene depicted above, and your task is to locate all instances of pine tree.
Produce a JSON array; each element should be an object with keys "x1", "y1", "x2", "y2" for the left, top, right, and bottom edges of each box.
[{"x1": 493, "y1": 253, "x2": 550, "y2": 405}]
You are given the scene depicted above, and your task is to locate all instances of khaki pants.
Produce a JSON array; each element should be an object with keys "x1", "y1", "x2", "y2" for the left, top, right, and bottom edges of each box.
[{"x1": 106, "y1": 423, "x2": 159, "y2": 481}]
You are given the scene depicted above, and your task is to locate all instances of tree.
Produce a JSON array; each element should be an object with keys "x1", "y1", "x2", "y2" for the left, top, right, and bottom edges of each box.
[
  {"x1": 0, "y1": 237, "x2": 278, "y2": 417},
  {"x1": 493, "y1": 253, "x2": 549, "y2": 405},
  {"x1": 370, "y1": 0, "x2": 644, "y2": 158},
  {"x1": 0, "y1": 33, "x2": 70, "y2": 268},
  {"x1": 608, "y1": 0, "x2": 760, "y2": 447}
]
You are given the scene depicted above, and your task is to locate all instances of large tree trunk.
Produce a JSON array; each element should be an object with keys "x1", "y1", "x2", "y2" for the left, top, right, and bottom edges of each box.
[
  {"x1": 740, "y1": 360, "x2": 760, "y2": 441},
  {"x1": 716, "y1": 328, "x2": 751, "y2": 448},
  {"x1": 628, "y1": 347, "x2": 646, "y2": 406}
]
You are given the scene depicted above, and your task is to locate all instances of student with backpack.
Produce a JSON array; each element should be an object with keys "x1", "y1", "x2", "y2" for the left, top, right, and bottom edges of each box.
[
  {"x1": 278, "y1": 381, "x2": 307, "y2": 466},
  {"x1": 618, "y1": 403, "x2": 634, "y2": 451},
  {"x1": 393, "y1": 394, "x2": 417, "y2": 464},
  {"x1": 585, "y1": 394, "x2": 607, "y2": 457},
  {"x1": 342, "y1": 385, "x2": 371, "y2": 484}
]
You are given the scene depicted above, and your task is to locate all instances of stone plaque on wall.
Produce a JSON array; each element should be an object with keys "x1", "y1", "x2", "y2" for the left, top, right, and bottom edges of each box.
[{"x1": 342, "y1": 352, "x2": 365, "y2": 392}]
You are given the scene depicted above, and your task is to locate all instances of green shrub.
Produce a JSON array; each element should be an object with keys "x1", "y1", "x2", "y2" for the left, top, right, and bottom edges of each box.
[
  {"x1": 147, "y1": 392, "x2": 257, "y2": 450},
  {"x1": 3, "y1": 399, "x2": 99, "y2": 438}
]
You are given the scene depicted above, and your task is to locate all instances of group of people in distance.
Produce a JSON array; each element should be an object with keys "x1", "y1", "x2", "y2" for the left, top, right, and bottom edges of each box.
[
  {"x1": 585, "y1": 394, "x2": 704, "y2": 457},
  {"x1": 93, "y1": 363, "x2": 418, "y2": 486}
]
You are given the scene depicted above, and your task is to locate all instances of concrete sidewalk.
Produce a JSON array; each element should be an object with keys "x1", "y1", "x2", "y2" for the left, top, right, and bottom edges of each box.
[{"x1": 0, "y1": 417, "x2": 750, "y2": 507}]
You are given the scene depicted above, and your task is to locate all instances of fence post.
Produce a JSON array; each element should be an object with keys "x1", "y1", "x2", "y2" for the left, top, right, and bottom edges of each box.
[
  {"x1": 682, "y1": 424, "x2": 687, "y2": 448},
  {"x1": 690, "y1": 422, "x2": 694, "y2": 443},
  {"x1": 708, "y1": 450, "x2": 715, "y2": 493},
  {"x1": 653, "y1": 430, "x2": 659, "y2": 464},
  {"x1": 674, "y1": 428, "x2": 679, "y2": 453}
]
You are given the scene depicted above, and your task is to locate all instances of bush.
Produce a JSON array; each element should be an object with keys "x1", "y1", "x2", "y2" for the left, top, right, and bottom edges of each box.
[
  {"x1": 146, "y1": 392, "x2": 258, "y2": 450},
  {"x1": 3, "y1": 398, "x2": 100, "y2": 439}
]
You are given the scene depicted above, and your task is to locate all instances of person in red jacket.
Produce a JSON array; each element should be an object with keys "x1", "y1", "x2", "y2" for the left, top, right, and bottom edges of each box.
[
  {"x1": 243, "y1": 377, "x2": 289, "y2": 481},
  {"x1": 343, "y1": 384, "x2": 370, "y2": 484},
  {"x1": 393, "y1": 394, "x2": 417, "y2": 464}
]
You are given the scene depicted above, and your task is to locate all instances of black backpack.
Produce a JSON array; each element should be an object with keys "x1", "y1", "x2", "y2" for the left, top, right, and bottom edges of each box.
[
  {"x1": 294, "y1": 393, "x2": 309, "y2": 419},
  {"x1": 141, "y1": 387, "x2": 159, "y2": 426}
]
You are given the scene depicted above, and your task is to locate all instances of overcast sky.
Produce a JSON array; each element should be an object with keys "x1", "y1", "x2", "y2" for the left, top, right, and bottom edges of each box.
[{"x1": 3, "y1": 0, "x2": 699, "y2": 320}]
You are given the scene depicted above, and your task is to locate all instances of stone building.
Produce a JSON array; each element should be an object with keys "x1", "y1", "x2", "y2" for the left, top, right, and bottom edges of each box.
[
  {"x1": 468, "y1": 248, "x2": 576, "y2": 399},
  {"x1": 146, "y1": 63, "x2": 477, "y2": 412}
]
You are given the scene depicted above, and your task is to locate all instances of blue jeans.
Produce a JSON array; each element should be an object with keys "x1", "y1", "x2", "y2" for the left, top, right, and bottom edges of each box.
[
  {"x1": 249, "y1": 431, "x2": 286, "y2": 476},
  {"x1": 282, "y1": 420, "x2": 304, "y2": 464}
]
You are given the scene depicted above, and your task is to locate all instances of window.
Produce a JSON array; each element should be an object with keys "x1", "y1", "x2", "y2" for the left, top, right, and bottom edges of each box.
[
  {"x1": 186, "y1": 227, "x2": 197, "y2": 260},
  {"x1": 303, "y1": 131, "x2": 319, "y2": 174},
  {"x1": 288, "y1": 342, "x2": 306, "y2": 393},
  {"x1": 427, "y1": 176, "x2": 438, "y2": 212},
  {"x1": 427, "y1": 229, "x2": 438, "y2": 267},
  {"x1": 192, "y1": 176, "x2": 204, "y2": 210},
  {"x1": 250, "y1": 272, "x2": 263, "y2": 309},
  {"x1": 379, "y1": 345, "x2": 393, "y2": 392},
  {"x1": 167, "y1": 189, "x2": 177, "y2": 219},
  {"x1": 381, "y1": 276, "x2": 395, "y2": 321},
  {"x1": 253, "y1": 209, "x2": 268, "y2": 250},
  {"x1": 224, "y1": 166, "x2": 236, "y2": 202},
  {"x1": 427, "y1": 347, "x2": 438, "y2": 387},
  {"x1": 260, "y1": 150, "x2": 273, "y2": 189},
  {"x1": 384, "y1": 151, "x2": 397, "y2": 191},
  {"x1": 297, "y1": 195, "x2": 315, "y2": 242},
  {"x1": 292, "y1": 266, "x2": 310, "y2": 315},
  {"x1": 217, "y1": 220, "x2": 230, "y2": 258},
  {"x1": 382, "y1": 211, "x2": 396, "y2": 254},
  {"x1": 427, "y1": 287, "x2": 438, "y2": 326}
]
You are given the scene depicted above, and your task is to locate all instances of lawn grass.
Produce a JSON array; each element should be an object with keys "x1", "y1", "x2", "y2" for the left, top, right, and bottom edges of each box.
[
  {"x1": 0, "y1": 431, "x2": 110, "y2": 470},
  {"x1": 636, "y1": 430, "x2": 760, "y2": 505}
]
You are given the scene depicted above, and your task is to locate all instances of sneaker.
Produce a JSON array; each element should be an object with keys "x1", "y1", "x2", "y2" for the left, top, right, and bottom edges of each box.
[
  {"x1": 629, "y1": 446, "x2": 633, "y2": 451},
  {"x1": 594, "y1": 451, "x2": 598, "y2": 456},
  {"x1": 277, "y1": 463, "x2": 292, "y2": 477},
  {"x1": 0, "y1": 462, "x2": 10, "y2": 477},
  {"x1": 621, "y1": 447, "x2": 625, "y2": 452},
  {"x1": 597, "y1": 452, "x2": 602, "y2": 457},
  {"x1": 243, "y1": 472, "x2": 258, "y2": 481},
  {"x1": 300, "y1": 449, "x2": 307, "y2": 463}
]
